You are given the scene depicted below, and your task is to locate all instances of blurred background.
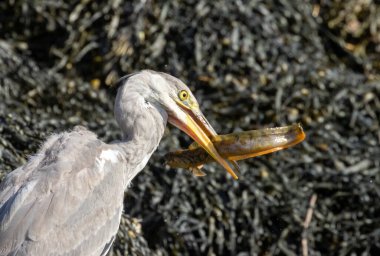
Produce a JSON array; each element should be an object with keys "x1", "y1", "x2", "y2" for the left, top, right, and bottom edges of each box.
[{"x1": 0, "y1": 0, "x2": 379, "y2": 255}]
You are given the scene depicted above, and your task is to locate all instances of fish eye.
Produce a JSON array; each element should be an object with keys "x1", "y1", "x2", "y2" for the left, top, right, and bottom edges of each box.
[{"x1": 178, "y1": 90, "x2": 189, "y2": 101}]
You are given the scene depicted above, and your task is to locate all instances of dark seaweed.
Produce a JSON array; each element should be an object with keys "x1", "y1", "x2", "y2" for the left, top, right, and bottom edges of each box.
[{"x1": 1, "y1": 0, "x2": 379, "y2": 255}]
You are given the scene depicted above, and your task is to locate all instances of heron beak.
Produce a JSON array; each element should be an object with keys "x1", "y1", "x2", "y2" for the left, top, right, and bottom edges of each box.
[{"x1": 169, "y1": 105, "x2": 239, "y2": 180}]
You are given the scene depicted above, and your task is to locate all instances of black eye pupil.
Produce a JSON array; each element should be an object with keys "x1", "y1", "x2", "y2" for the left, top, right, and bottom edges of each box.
[{"x1": 179, "y1": 90, "x2": 188, "y2": 100}]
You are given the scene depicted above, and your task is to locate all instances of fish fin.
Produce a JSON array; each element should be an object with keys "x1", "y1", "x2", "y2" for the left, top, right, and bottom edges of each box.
[{"x1": 189, "y1": 166, "x2": 206, "y2": 177}]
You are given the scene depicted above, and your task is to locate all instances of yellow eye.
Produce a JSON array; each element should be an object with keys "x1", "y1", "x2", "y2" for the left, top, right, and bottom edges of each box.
[{"x1": 178, "y1": 90, "x2": 189, "y2": 101}]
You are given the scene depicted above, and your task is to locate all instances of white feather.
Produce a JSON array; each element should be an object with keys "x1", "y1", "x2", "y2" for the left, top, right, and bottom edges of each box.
[{"x1": 96, "y1": 150, "x2": 120, "y2": 170}]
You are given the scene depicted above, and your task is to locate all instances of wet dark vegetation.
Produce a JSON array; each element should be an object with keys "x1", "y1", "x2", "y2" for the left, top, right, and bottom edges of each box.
[{"x1": 0, "y1": 0, "x2": 379, "y2": 255}]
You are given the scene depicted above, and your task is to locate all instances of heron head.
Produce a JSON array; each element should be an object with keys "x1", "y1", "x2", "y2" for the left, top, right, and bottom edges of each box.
[{"x1": 127, "y1": 70, "x2": 238, "y2": 179}]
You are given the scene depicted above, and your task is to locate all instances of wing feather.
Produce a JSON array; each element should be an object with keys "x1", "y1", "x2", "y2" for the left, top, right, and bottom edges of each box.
[{"x1": 0, "y1": 127, "x2": 127, "y2": 255}]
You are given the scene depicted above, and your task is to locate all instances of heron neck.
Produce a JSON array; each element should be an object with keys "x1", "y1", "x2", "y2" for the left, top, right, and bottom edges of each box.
[
  {"x1": 113, "y1": 83, "x2": 168, "y2": 184},
  {"x1": 115, "y1": 117, "x2": 166, "y2": 184},
  {"x1": 113, "y1": 97, "x2": 168, "y2": 184},
  {"x1": 119, "y1": 117, "x2": 166, "y2": 157}
]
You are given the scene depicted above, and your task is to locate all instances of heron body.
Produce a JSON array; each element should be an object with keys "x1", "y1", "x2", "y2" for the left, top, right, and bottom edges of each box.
[{"x1": 0, "y1": 70, "x2": 238, "y2": 255}]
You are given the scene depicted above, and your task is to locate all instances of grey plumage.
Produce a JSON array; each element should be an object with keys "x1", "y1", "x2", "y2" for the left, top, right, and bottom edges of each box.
[
  {"x1": 0, "y1": 70, "x2": 236, "y2": 255},
  {"x1": 0, "y1": 127, "x2": 125, "y2": 256}
]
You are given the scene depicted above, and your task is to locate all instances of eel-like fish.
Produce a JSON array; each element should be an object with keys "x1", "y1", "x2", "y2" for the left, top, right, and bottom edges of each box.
[{"x1": 165, "y1": 124, "x2": 306, "y2": 176}]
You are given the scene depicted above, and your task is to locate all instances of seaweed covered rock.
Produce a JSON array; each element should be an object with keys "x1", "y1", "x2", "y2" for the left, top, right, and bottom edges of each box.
[{"x1": 1, "y1": 0, "x2": 380, "y2": 255}]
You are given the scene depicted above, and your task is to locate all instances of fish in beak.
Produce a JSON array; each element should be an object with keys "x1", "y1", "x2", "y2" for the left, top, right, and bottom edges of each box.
[{"x1": 169, "y1": 102, "x2": 239, "y2": 180}]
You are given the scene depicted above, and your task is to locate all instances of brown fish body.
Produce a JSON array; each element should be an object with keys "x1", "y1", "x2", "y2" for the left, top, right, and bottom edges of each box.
[{"x1": 165, "y1": 124, "x2": 306, "y2": 170}]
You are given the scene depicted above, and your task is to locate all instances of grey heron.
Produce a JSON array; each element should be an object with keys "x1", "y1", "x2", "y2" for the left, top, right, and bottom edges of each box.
[{"x1": 0, "y1": 70, "x2": 238, "y2": 255}]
